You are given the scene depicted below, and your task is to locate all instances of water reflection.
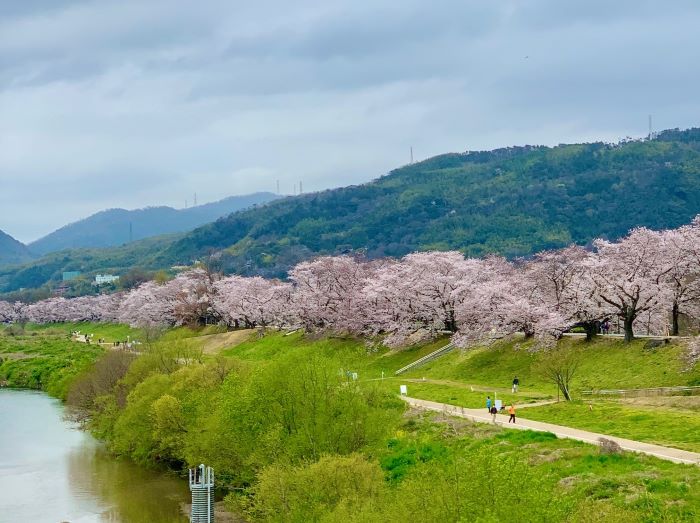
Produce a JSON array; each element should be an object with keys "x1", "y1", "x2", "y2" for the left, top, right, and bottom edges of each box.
[{"x1": 0, "y1": 390, "x2": 188, "y2": 523}]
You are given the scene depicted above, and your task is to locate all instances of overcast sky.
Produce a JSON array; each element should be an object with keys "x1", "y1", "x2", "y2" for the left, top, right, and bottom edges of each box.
[{"x1": 2, "y1": 0, "x2": 700, "y2": 243}]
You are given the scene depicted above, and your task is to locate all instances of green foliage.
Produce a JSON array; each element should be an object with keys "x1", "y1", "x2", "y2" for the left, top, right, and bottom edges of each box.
[
  {"x1": 243, "y1": 454, "x2": 385, "y2": 522},
  {"x1": 11, "y1": 326, "x2": 700, "y2": 522}
]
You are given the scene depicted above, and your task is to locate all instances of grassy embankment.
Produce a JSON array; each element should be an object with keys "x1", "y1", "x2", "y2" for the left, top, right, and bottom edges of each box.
[
  {"x1": 5, "y1": 325, "x2": 700, "y2": 520},
  {"x1": 0, "y1": 322, "x2": 226, "y2": 397},
  {"x1": 396, "y1": 335, "x2": 700, "y2": 453},
  {"x1": 0, "y1": 325, "x2": 104, "y2": 397}
]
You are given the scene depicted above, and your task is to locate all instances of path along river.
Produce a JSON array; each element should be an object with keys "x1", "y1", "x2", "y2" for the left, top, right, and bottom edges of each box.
[{"x1": 0, "y1": 389, "x2": 189, "y2": 523}]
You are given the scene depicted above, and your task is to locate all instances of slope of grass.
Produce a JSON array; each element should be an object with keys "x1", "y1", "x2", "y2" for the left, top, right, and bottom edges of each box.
[
  {"x1": 223, "y1": 331, "x2": 450, "y2": 378},
  {"x1": 0, "y1": 328, "x2": 103, "y2": 397},
  {"x1": 407, "y1": 336, "x2": 700, "y2": 395}
]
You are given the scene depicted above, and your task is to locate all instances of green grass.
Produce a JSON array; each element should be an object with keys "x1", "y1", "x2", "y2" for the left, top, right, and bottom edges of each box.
[
  {"x1": 368, "y1": 379, "x2": 549, "y2": 408},
  {"x1": 374, "y1": 411, "x2": 700, "y2": 522},
  {"x1": 23, "y1": 322, "x2": 144, "y2": 342},
  {"x1": 522, "y1": 400, "x2": 700, "y2": 453},
  {"x1": 0, "y1": 328, "x2": 104, "y2": 397},
  {"x1": 8, "y1": 323, "x2": 700, "y2": 521},
  {"x1": 223, "y1": 331, "x2": 450, "y2": 379},
  {"x1": 406, "y1": 336, "x2": 700, "y2": 395}
]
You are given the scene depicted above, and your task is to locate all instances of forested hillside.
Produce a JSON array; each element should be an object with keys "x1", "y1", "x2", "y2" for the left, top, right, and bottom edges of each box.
[
  {"x1": 0, "y1": 230, "x2": 34, "y2": 267},
  {"x1": 159, "y1": 128, "x2": 700, "y2": 276},
  {"x1": 3, "y1": 127, "x2": 700, "y2": 295},
  {"x1": 28, "y1": 192, "x2": 278, "y2": 255}
]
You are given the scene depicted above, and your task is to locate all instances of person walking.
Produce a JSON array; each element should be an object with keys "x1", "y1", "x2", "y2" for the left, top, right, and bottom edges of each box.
[
  {"x1": 512, "y1": 376, "x2": 519, "y2": 393},
  {"x1": 486, "y1": 396, "x2": 492, "y2": 412},
  {"x1": 508, "y1": 404, "x2": 516, "y2": 424},
  {"x1": 490, "y1": 405, "x2": 498, "y2": 424}
]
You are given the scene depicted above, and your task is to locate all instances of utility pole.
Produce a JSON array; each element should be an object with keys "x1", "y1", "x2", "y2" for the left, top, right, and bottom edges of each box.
[
  {"x1": 293, "y1": 183, "x2": 297, "y2": 195},
  {"x1": 299, "y1": 181, "x2": 303, "y2": 194},
  {"x1": 276, "y1": 179, "x2": 280, "y2": 194},
  {"x1": 410, "y1": 146, "x2": 414, "y2": 164},
  {"x1": 194, "y1": 192, "x2": 198, "y2": 206},
  {"x1": 648, "y1": 114, "x2": 653, "y2": 140}
]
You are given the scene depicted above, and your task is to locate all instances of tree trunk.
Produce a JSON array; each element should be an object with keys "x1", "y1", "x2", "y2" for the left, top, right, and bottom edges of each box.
[
  {"x1": 583, "y1": 321, "x2": 599, "y2": 342},
  {"x1": 623, "y1": 312, "x2": 635, "y2": 343},
  {"x1": 557, "y1": 375, "x2": 572, "y2": 401},
  {"x1": 672, "y1": 301, "x2": 680, "y2": 336}
]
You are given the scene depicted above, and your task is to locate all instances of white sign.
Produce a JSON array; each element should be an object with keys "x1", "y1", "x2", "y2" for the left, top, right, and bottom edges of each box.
[
  {"x1": 400, "y1": 385, "x2": 408, "y2": 396},
  {"x1": 495, "y1": 400, "x2": 502, "y2": 410}
]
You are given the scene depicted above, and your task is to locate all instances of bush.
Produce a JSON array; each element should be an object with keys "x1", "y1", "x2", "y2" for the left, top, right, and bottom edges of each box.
[
  {"x1": 598, "y1": 437, "x2": 623, "y2": 455},
  {"x1": 245, "y1": 454, "x2": 384, "y2": 522}
]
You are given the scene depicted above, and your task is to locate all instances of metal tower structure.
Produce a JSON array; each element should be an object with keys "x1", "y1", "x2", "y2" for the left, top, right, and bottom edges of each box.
[{"x1": 189, "y1": 464, "x2": 215, "y2": 523}]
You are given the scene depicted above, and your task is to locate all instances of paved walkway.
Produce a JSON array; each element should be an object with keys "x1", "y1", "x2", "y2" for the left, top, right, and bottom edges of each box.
[{"x1": 402, "y1": 396, "x2": 700, "y2": 466}]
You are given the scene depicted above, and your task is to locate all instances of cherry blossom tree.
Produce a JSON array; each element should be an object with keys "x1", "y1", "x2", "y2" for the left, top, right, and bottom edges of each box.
[
  {"x1": 118, "y1": 280, "x2": 179, "y2": 327},
  {"x1": 524, "y1": 246, "x2": 609, "y2": 341},
  {"x1": 0, "y1": 300, "x2": 16, "y2": 323},
  {"x1": 454, "y1": 256, "x2": 566, "y2": 347},
  {"x1": 366, "y1": 252, "x2": 488, "y2": 347},
  {"x1": 213, "y1": 276, "x2": 292, "y2": 329},
  {"x1": 288, "y1": 256, "x2": 373, "y2": 334},
  {"x1": 588, "y1": 228, "x2": 670, "y2": 342},
  {"x1": 660, "y1": 222, "x2": 700, "y2": 335},
  {"x1": 171, "y1": 269, "x2": 219, "y2": 327}
]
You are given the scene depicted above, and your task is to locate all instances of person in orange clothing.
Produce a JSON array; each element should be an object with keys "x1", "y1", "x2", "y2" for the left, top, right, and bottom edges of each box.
[{"x1": 508, "y1": 403, "x2": 516, "y2": 424}]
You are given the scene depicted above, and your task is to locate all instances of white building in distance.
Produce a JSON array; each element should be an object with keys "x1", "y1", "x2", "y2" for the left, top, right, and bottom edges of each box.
[{"x1": 95, "y1": 274, "x2": 120, "y2": 285}]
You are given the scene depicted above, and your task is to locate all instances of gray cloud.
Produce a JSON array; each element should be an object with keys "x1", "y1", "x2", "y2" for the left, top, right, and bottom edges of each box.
[{"x1": 1, "y1": 0, "x2": 700, "y2": 242}]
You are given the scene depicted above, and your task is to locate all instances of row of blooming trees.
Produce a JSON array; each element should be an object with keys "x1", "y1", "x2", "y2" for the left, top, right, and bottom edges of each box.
[{"x1": 4, "y1": 219, "x2": 700, "y2": 346}]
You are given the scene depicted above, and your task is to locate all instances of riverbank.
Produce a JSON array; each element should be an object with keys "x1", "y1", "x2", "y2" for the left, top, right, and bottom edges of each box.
[{"x1": 5, "y1": 323, "x2": 700, "y2": 521}]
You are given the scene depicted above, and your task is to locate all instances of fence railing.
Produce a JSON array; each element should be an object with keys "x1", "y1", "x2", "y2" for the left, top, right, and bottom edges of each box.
[
  {"x1": 581, "y1": 385, "x2": 700, "y2": 398},
  {"x1": 395, "y1": 341, "x2": 455, "y2": 375}
]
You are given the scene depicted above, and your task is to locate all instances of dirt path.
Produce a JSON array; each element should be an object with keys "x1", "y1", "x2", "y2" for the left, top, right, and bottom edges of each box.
[
  {"x1": 195, "y1": 329, "x2": 254, "y2": 354},
  {"x1": 403, "y1": 396, "x2": 700, "y2": 466}
]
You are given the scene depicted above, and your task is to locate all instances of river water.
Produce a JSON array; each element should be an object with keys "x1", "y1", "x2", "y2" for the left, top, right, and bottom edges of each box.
[{"x1": 0, "y1": 389, "x2": 189, "y2": 523}]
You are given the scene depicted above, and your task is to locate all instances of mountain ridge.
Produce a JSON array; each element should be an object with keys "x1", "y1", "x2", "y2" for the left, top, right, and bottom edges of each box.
[
  {"x1": 28, "y1": 192, "x2": 279, "y2": 256},
  {"x1": 0, "y1": 230, "x2": 34, "y2": 267},
  {"x1": 3, "y1": 127, "x2": 700, "y2": 297}
]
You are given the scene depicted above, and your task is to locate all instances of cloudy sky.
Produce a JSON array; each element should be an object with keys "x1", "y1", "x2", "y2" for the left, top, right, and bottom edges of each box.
[{"x1": 2, "y1": 0, "x2": 700, "y2": 242}]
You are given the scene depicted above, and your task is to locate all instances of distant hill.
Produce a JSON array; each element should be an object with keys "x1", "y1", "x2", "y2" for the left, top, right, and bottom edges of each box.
[
  {"x1": 0, "y1": 230, "x2": 34, "y2": 267},
  {"x1": 157, "y1": 127, "x2": 700, "y2": 275},
  {"x1": 28, "y1": 192, "x2": 279, "y2": 255},
  {"x1": 4, "y1": 127, "x2": 700, "y2": 296}
]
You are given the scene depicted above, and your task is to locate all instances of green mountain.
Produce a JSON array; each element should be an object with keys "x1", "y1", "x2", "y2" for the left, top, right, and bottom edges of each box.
[
  {"x1": 3, "y1": 127, "x2": 700, "y2": 296},
  {"x1": 28, "y1": 192, "x2": 278, "y2": 255},
  {"x1": 0, "y1": 230, "x2": 34, "y2": 267},
  {"x1": 157, "y1": 127, "x2": 700, "y2": 275}
]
